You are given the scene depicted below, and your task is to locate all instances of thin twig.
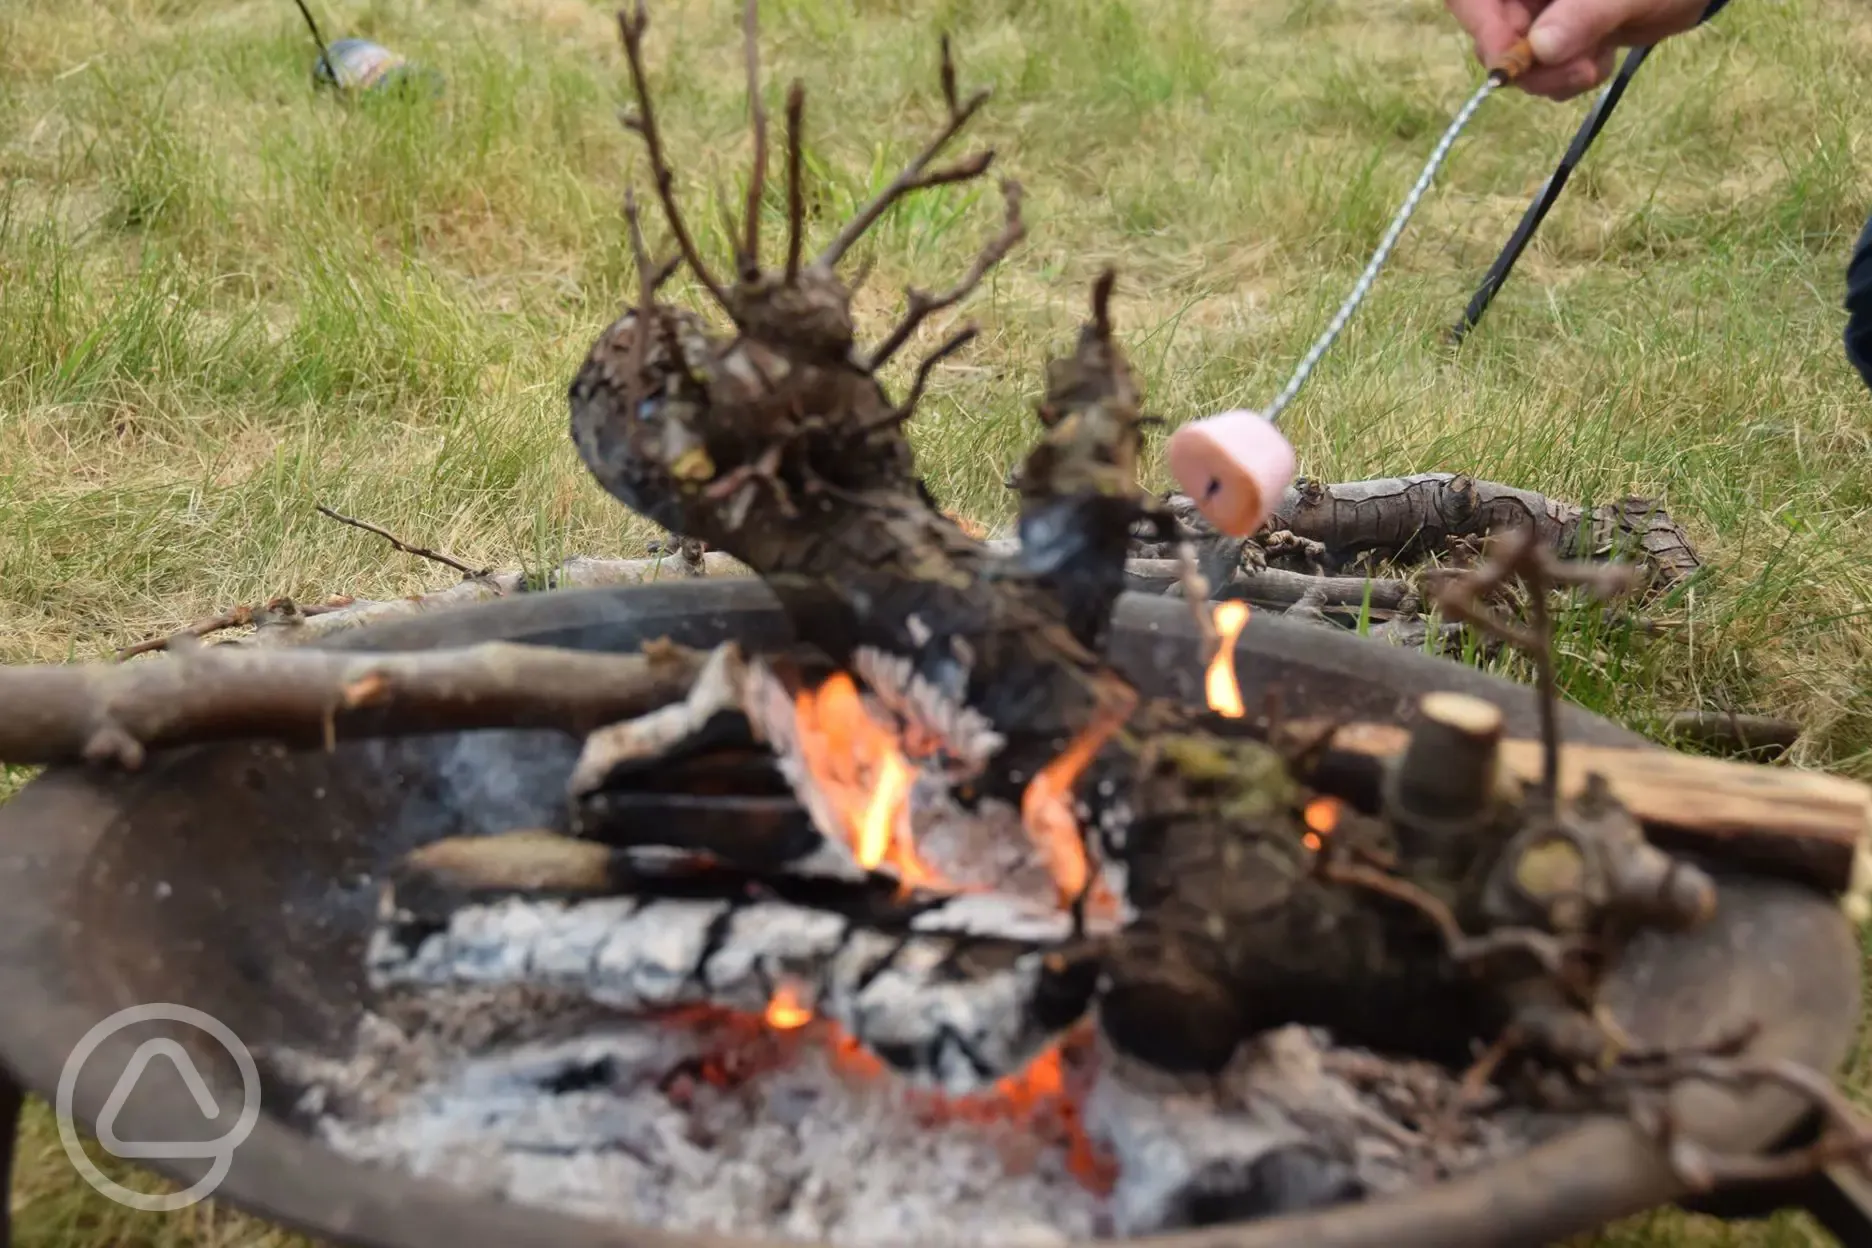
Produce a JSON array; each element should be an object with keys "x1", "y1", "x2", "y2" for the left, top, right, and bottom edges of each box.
[
  {"x1": 814, "y1": 36, "x2": 992, "y2": 270},
  {"x1": 615, "y1": 2, "x2": 730, "y2": 310},
  {"x1": 738, "y1": 0, "x2": 767, "y2": 279},
  {"x1": 783, "y1": 80, "x2": 805, "y2": 282},
  {"x1": 314, "y1": 506, "x2": 489, "y2": 578},
  {"x1": 866, "y1": 179, "x2": 1025, "y2": 370},
  {"x1": 622, "y1": 191, "x2": 663, "y2": 380},
  {"x1": 883, "y1": 325, "x2": 978, "y2": 426}
]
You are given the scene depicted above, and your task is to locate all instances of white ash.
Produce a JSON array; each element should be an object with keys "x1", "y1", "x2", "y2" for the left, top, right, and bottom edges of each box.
[
  {"x1": 908, "y1": 776, "x2": 1130, "y2": 927},
  {"x1": 367, "y1": 888, "x2": 1083, "y2": 1096},
  {"x1": 279, "y1": 1004, "x2": 1549, "y2": 1247},
  {"x1": 280, "y1": 1012, "x2": 1103, "y2": 1248}
]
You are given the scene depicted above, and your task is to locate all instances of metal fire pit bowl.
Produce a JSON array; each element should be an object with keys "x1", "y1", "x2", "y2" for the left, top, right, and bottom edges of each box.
[{"x1": 0, "y1": 579, "x2": 1863, "y2": 1248}]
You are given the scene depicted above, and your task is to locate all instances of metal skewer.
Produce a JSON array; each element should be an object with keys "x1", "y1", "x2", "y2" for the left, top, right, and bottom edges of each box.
[{"x1": 1261, "y1": 39, "x2": 1536, "y2": 425}]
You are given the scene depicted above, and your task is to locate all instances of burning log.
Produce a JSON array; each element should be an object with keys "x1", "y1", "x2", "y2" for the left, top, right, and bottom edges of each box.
[
  {"x1": 566, "y1": 8, "x2": 1156, "y2": 798},
  {"x1": 367, "y1": 830, "x2": 1101, "y2": 1096}
]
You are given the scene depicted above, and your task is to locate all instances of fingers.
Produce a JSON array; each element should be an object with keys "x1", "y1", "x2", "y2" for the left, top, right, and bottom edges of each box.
[
  {"x1": 1515, "y1": 45, "x2": 1618, "y2": 99},
  {"x1": 1525, "y1": 0, "x2": 1706, "y2": 66}
]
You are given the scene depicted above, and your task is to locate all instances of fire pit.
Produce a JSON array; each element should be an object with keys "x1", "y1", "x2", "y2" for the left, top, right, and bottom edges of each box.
[
  {"x1": 2, "y1": 5, "x2": 1871, "y2": 1244},
  {"x1": 0, "y1": 579, "x2": 1862, "y2": 1248}
]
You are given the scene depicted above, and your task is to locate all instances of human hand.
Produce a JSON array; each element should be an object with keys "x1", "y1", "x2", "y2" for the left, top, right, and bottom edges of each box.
[{"x1": 1445, "y1": 0, "x2": 1710, "y2": 99}]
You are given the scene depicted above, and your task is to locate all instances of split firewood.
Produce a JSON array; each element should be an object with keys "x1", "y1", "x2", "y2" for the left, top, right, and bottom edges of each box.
[
  {"x1": 367, "y1": 829, "x2": 1100, "y2": 1097},
  {"x1": 0, "y1": 638, "x2": 713, "y2": 768}
]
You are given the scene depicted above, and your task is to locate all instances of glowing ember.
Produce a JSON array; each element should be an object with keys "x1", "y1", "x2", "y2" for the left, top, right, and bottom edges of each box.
[
  {"x1": 791, "y1": 672, "x2": 939, "y2": 886},
  {"x1": 1302, "y1": 795, "x2": 1341, "y2": 852},
  {"x1": 765, "y1": 986, "x2": 813, "y2": 1030},
  {"x1": 899, "y1": 1029, "x2": 1117, "y2": 1196},
  {"x1": 1020, "y1": 695, "x2": 1135, "y2": 912},
  {"x1": 1205, "y1": 601, "x2": 1251, "y2": 718}
]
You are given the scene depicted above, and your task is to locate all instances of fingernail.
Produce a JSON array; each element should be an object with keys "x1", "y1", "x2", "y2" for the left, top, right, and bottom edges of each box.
[{"x1": 1527, "y1": 21, "x2": 1574, "y2": 63}]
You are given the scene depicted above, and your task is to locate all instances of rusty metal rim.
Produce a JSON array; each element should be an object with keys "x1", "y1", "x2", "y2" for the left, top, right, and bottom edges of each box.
[{"x1": 0, "y1": 580, "x2": 1857, "y2": 1248}]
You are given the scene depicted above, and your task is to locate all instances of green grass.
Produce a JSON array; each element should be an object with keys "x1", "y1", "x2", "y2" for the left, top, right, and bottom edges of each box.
[{"x1": 2, "y1": 0, "x2": 1869, "y2": 1243}]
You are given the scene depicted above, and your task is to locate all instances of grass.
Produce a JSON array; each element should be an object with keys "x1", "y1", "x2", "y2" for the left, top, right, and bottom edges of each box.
[{"x1": 1, "y1": 0, "x2": 1868, "y2": 1243}]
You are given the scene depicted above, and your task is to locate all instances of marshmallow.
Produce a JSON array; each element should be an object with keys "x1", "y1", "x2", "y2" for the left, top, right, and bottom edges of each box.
[{"x1": 1165, "y1": 409, "x2": 1298, "y2": 538}]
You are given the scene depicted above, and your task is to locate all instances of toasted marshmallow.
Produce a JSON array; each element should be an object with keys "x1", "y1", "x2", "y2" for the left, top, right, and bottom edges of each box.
[{"x1": 1165, "y1": 409, "x2": 1297, "y2": 538}]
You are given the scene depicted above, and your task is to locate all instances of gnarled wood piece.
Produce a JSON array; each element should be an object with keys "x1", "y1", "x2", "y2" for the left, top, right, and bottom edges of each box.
[
  {"x1": 567, "y1": 23, "x2": 1148, "y2": 775},
  {"x1": 1262, "y1": 475, "x2": 1701, "y2": 587}
]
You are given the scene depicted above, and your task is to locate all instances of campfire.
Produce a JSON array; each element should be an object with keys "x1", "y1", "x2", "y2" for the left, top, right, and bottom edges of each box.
[
  {"x1": 264, "y1": 5, "x2": 1860, "y2": 1239},
  {"x1": 3, "y1": 4, "x2": 1871, "y2": 1246}
]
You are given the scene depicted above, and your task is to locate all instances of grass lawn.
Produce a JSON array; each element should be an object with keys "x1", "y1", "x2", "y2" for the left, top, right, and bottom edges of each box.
[{"x1": 2, "y1": 0, "x2": 1868, "y2": 1243}]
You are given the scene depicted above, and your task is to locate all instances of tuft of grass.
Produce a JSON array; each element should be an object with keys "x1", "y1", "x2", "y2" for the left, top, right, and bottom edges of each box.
[{"x1": 0, "y1": 0, "x2": 1867, "y2": 1245}]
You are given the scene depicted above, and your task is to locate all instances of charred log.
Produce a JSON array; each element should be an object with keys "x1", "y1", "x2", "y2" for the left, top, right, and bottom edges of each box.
[
  {"x1": 368, "y1": 831, "x2": 1100, "y2": 1096},
  {"x1": 566, "y1": 12, "x2": 1147, "y2": 788}
]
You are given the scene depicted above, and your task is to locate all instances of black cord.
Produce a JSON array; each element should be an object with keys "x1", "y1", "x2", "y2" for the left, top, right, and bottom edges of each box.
[{"x1": 291, "y1": 0, "x2": 336, "y2": 79}]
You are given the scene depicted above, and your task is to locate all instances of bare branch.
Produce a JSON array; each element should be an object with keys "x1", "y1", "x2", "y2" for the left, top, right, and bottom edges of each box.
[
  {"x1": 886, "y1": 324, "x2": 978, "y2": 425},
  {"x1": 1090, "y1": 268, "x2": 1116, "y2": 340},
  {"x1": 615, "y1": 2, "x2": 730, "y2": 309},
  {"x1": 867, "y1": 179, "x2": 1025, "y2": 370},
  {"x1": 784, "y1": 80, "x2": 805, "y2": 282},
  {"x1": 0, "y1": 639, "x2": 716, "y2": 769},
  {"x1": 315, "y1": 505, "x2": 489, "y2": 579},
  {"x1": 116, "y1": 596, "x2": 356, "y2": 660},
  {"x1": 814, "y1": 38, "x2": 992, "y2": 270},
  {"x1": 738, "y1": 0, "x2": 768, "y2": 279}
]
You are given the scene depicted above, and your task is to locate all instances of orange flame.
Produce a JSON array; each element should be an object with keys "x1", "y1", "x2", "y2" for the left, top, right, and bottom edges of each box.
[
  {"x1": 791, "y1": 672, "x2": 938, "y2": 887},
  {"x1": 1302, "y1": 795, "x2": 1341, "y2": 852},
  {"x1": 1205, "y1": 601, "x2": 1251, "y2": 718},
  {"x1": 1020, "y1": 696, "x2": 1133, "y2": 914},
  {"x1": 765, "y1": 986, "x2": 813, "y2": 1030}
]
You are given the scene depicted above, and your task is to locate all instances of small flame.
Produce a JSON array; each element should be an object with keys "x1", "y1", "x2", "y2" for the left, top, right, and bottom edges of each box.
[
  {"x1": 859, "y1": 750, "x2": 916, "y2": 874},
  {"x1": 791, "y1": 672, "x2": 938, "y2": 888},
  {"x1": 1205, "y1": 601, "x2": 1251, "y2": 718},
  {"x1": 1020, "y1": 696, "x2": 1133, "y2": 913},
  {"x1": 765, "y1": 986, "x2": 813, "y2": 1030},
  {"x1": 1302, "y1": 795, "x2": 1341, "y2": 852}
]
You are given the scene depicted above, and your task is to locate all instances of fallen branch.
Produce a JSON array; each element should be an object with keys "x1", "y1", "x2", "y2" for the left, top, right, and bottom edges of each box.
[
  {"x1": 117, "y1": 595, "x2": 357, "y2": 659},
  {"x1": 1664, "y1": 711, "x2": 1802, "y2": 761},
  {"x1": 1266, "y1": 475, "x2": 1702, "y2": 588},
  {"x1": 0, "y1": 638, "x2": 714, "y2": 769},
  {"x1": 1154, "y1": 476, "x2": 1701, "y2": 591},
  {"x1": 315, "y1": 504, "x2": 490, "y2": 579}
]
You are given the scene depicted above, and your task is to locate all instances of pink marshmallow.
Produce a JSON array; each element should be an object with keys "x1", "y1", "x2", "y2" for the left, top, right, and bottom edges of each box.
[{"x1": 1165, "y1": 409, "x2": 1297, "y2": 538}]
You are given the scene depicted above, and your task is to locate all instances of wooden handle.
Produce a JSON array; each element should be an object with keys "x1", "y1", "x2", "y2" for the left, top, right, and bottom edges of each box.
[{"x1": 1489, "y1": 37, "x2": 1538, "y2": 82}]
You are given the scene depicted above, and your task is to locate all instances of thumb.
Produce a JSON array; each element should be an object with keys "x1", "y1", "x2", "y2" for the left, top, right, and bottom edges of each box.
[{"x1": 1526, "y1": 0, "x2": 1636, "y2": 64}]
